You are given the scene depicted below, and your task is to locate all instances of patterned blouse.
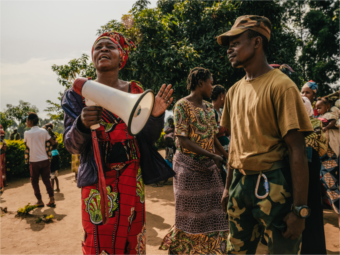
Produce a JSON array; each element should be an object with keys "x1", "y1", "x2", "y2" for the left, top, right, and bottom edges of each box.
[
  {"x1": 305, "y1": 117, "x2": 327, "y2": 157},
  {"x1": 174, "y1": 98, "x2": 218, "y2": 161}
]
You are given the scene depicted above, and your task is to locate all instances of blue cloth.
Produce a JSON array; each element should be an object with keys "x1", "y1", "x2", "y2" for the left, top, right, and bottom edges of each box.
[
  {"x1": 165, "y1": 159, "x2": 173, "y2": 169},
  {"x1": 51, "y1": 150, "x2": 59, "y2": 156},
  {"x1": 306, "y1": 81, "x2": 318, "y2": 94},
  {"x1": 61, "y1": 87, "x2": 169, "y2": 187}
]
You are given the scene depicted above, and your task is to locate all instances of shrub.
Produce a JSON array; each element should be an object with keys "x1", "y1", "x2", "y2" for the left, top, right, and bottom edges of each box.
[
  {"x1": 5, "y1": 140, "x2": 29, "y2": 178},
  {"x1": 56, "y1": 133, "x2": 71, "y2": 169},
  {"x1": 4, "y1": 133, "x2": 71, "y2": 179},
  {"x1": 155, "y1": 130, "x2": 166, "y2": 149}
]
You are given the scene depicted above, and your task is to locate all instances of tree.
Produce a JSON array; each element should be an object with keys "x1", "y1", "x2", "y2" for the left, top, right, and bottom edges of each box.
[
  {"x1": 0, "y1": 112, "x2": 14, "y2": 132},
  {"x1": 45, "y1": 54, "x2": 97, "y2": 120},
  {"x1": 117, "y1": 0, "x2": 300, "y2": 100},
  {"x1": 52, "y1": 0, "x2": 300, "y2": 111},
  {"x1": 283, "y1": 0, "x2": 309, "y2": 79},
  {"x1": 5, "y1": 100, "x2": 39, "y2": 125},
  {"x1": 300, "y1": 0, "x2": 339, "y2": 96}
]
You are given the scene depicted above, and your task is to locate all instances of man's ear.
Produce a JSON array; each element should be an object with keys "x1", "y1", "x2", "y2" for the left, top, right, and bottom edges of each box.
[
  {"x1": 254, "y1": 36, "x2": 262, "y2": 49},
  {"x1": 198, "y1": 79, "x2": 203, "y2": 87}
]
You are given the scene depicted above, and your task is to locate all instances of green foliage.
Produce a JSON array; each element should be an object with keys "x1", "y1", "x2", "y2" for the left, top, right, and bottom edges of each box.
[
  {"x1": 56, "y1": 133, "x2": 71, "y2": 169},
  {"x1": 5, "y1": 140, "x2": 29, "y2": 178},
  {"x1": 36, "y1": 214, "x2": 54, "y2": 223},
  {"x1": 300, "y1": 0, "x2": 339, "y2": 95},
  {"x1": 0, "y1": 112, "x2": 14, "y2": 132},
  {"x1": 45, "y1": 98, "x2": 64, "y2": 122},
  {"x1": 5, "y1": 100, "x2": 39, "y2": 125},
  {"x1": 51, "y1": 54, "x2": 96, "y2": 89},
  {"x1": 4, "y1": 133, "x2": 70, "y2": 179},
  {"x1": 283, "y1": 0, "x2": 339, "y2": 95},
  {"x1": 117, "y1": 0, "x2": 301, "y2": 99},
  {"x1": 51, "y1": 0, "x2": 338, "y2": 115},
  {"x1": 155, "y1": 130, "x2": 166, "y2": 149},
  {"x1": 47, "y1": 54, "x2": 97, "y2": 120},
  {"x1": 17, "y1": 203, "x2": 37, "y2": 216}
]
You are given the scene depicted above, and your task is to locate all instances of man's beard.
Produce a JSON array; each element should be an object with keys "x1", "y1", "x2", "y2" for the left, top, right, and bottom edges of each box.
[{"x1": 232, "y1": 51, "x2": 256, "y2": 68}]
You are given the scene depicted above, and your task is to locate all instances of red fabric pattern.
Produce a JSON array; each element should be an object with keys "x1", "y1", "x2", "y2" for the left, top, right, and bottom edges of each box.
[{"x1": 82, "y1": 81, "x2": 146, "y2": 255}]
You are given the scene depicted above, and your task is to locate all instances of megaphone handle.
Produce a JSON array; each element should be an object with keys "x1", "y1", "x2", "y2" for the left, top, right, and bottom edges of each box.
[{"x1": 91, "y1": 124, "x2": 100, "y2": 130}]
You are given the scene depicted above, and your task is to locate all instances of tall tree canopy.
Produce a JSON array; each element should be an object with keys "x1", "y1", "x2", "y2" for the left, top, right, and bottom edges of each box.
[
  {"x1": 49, "y1": 0, "x2": 337, "y2": 119},
  {"x1": 5, "y1": 100, "x2": 39, "y2": 125},
  {"x1": 284, "y1": 0, "x2": 339, "y2": 95},
  {"x1": 118, "y1": 0, "x2": 299, "y2": 99}
]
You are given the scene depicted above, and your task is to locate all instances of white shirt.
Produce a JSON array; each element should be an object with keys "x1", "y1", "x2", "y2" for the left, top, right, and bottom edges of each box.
[{"x1": 24, "y1": 126, "x2": 51, "y2": 162}]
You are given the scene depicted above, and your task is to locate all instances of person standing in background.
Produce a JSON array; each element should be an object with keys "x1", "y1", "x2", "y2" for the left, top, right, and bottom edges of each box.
[
  {"x1": 160, "y1": 67, "x2": 229, "y2": 254},
  {"x1": 10, "y1": 128, "x2": 21, "y2": 140},
  {"x1": 25, "y1": 112, "x2": 57, "y2": 207},
  {"x1": 43, "y1": 123, "x2": 60, "y2": 192}
]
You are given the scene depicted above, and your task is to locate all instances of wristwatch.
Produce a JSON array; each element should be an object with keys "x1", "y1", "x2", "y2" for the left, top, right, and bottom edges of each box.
[{"x1": 291, "y1": 205, "x2": 311, "y2": 218}]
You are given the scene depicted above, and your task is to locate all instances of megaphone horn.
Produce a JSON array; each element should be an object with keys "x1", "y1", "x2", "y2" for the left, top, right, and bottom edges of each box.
[{"x1": 73, "y1": 78, "x2": 155, "y2": 136}]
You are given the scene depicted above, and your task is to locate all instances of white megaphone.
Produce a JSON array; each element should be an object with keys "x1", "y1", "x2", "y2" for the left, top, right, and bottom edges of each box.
[{"x1": 73, "y1": 78, "x2": 155, "y2": 136}]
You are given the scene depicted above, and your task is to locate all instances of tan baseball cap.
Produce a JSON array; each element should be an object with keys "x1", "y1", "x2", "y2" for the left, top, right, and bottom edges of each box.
[{"x1": 217, "y1": 15, "x2": 271, "y2": 46}]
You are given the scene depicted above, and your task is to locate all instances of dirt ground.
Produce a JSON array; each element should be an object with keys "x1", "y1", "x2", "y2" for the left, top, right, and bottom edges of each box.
[{"x1": 0, "y1": 151, "x2": 339, "y2": 254}]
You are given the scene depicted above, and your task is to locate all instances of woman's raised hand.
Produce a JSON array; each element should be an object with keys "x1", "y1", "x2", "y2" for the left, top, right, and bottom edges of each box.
[{"x1": 151, "y1": 84, "x2": 174, "y2": 117}]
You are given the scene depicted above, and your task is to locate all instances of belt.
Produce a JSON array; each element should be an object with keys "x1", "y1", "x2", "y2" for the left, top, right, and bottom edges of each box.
[{"x1": 237, "y1": 160, "x2": 289, "y2": 176}]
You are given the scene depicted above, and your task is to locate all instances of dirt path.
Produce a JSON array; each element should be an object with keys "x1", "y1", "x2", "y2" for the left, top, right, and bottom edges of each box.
[{"x1": 1, "y1": 163, "x2": 339, "y2": 254}]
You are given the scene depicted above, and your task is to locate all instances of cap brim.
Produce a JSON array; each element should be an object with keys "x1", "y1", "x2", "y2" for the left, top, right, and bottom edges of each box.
[{"x1": 217, "y1": 28, "x2": 247, "y2": 46}]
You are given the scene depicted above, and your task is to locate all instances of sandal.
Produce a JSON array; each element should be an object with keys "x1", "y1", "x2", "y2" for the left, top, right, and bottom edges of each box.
[
  {"x1": 46, "y1": 202, "x2": 56, "y2": 208},
  {"x1": 35, "y1": 204, "x2": 44, "y2": 208}
]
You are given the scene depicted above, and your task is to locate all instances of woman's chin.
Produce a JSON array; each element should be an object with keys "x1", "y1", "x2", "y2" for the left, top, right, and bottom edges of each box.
[{"x1": 96, "y1": 65, "x2": 116, "y2": 72}]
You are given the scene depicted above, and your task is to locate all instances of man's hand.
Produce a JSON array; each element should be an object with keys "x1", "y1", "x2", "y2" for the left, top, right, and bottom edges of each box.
[
  {"x1": 221, "y1": 188, "x2": 229, "y2": 213},
  {"x1": 81, "y1": 106, "x2": 103, "y2": 129},
  {"x1": 282, "y1": 212, "x2": 305, "y2": 239}
]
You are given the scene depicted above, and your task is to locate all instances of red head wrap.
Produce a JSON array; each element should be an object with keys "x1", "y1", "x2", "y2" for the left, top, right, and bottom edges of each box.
[{"x1": 92, "y1": 31, "x2": 135, "y2": 70}]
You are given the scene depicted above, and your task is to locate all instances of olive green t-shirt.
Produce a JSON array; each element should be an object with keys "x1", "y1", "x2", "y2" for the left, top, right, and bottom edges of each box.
[{"x1": 221, "y1": 69, "x2": 313, "y2": 171}]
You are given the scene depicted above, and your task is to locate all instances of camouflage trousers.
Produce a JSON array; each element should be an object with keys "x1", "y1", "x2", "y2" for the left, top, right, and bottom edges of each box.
[{"x1": 227, "y1": 167, "x2": 302, "y2": 254}]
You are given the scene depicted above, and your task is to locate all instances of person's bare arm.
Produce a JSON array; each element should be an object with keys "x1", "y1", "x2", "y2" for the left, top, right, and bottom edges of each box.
[
  {"x1": 282, "y1": 129, "x2": 308, "y2": 240},
  {"x1": 48, "y1": 137, "x2": 57, "y2": 145},
  {"x1": 221, "y1": 164, "x2": 234, "y2": 212},
  {"x1": 323, "y1": 119, "x2": 336, "y2": 133},
  {"x1": 214, "y1": 136, "x2": 228, "y2": 159},
  {"x1": 177, "y1": 136, "x2": 225, "y2": 168}
]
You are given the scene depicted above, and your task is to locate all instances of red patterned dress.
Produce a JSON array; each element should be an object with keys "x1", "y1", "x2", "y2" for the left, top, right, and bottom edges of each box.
[{"x1": 81, "y1": 81, "x2": 146, "y2": 255}]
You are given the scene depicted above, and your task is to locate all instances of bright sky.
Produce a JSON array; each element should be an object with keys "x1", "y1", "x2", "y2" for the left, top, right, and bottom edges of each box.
[{"x1": 0, "y1": 0, "x2": 158, "y2": 119}]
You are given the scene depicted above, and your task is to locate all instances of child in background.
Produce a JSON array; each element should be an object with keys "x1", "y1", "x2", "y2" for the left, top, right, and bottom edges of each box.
[
  {"x1": 315, "y1": 97, "x2": 340, "y2": 226},
  {"x1": 43, "y1": 123, "x2": 60, "y2": 192},
  {"x1": 315, "y1": 97, "x2": 340, "y2": 131}
]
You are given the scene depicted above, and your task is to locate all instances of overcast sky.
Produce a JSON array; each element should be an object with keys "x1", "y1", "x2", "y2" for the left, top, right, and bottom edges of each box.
[{"x1": 1, "y1": 0, "x2": 158, "y2": 119}]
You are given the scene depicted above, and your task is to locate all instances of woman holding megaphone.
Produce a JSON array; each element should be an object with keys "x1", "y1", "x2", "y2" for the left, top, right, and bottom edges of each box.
[{"x1": 61, "y1": 31, "x2": 174, "y2": 255}]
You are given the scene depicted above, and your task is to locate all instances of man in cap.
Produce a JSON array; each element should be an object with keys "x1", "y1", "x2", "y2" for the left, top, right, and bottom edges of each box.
[
  {"x1": 10, "y1": 127, "x2": 21, "y2": 140},
  {"x1": 218, "y1": 15, "x2": 313, "y2": 253}
]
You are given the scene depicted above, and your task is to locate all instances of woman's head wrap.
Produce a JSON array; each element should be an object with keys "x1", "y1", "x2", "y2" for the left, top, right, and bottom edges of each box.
[
  {"x1": 92, "y1": 31, "x2": 135, "y2": 70},
  {"x1": 302, "y1": 80, "x2": 318, "y2": 95},
  {"x1": 302, "y1": 96, "x2": 313, "y2": 117}
]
